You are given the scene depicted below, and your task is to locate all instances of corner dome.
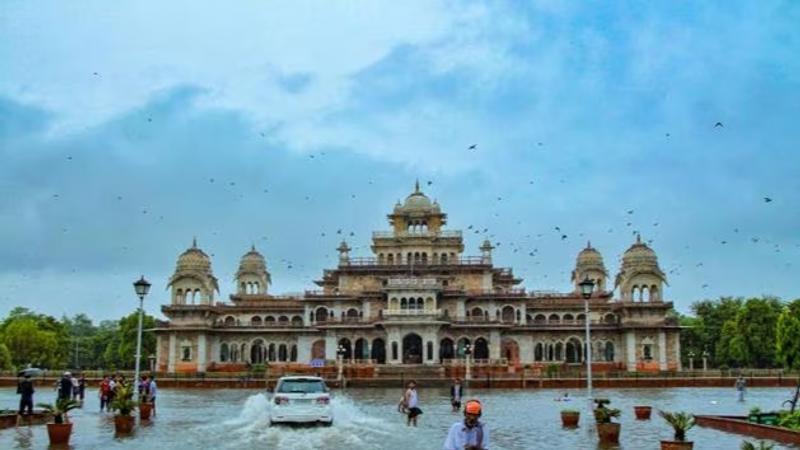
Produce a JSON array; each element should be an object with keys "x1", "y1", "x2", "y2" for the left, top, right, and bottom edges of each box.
[
  {"x1": 622, "y1": 234, "x2": 657, "y2": 265},
  {"x1": 176, "y1": 238, "x2": 211, "y2": 271}
]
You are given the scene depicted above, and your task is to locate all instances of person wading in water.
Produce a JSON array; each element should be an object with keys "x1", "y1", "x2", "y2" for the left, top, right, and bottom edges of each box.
[
  {"x1": 450, "y1": 378, "x2": 464, "y2": 412},
  {"x1": 443, "y1": 399, "x2": 489, "y2": 450},
  {"x1": 442, "y1": 400, "x2": 489, "y2": 450},
  {"x1": 404, "y1": 380, "x2": 422, "y2": 427}
]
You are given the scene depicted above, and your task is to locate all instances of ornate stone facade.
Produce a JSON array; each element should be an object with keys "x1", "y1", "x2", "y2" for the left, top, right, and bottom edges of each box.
[{"x1": 153, "y1": 184, "x2": 681, "y2": 373}]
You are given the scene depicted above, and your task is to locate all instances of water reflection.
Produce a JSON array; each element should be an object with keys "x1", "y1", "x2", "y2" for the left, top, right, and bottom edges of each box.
[{"x1": 0, "y1": 387, "x2": 796, "y2": 449}]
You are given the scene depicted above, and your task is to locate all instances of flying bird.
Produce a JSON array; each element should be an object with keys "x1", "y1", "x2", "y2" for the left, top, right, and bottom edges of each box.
[
  {"x1": 468, "y1": 144, "x2": 477, "y2": 150},
  {"x1": 764, "y1": 197, "x2": 772, "y2": 203},
  {"x1": 714, "y1": 122, "x2": 723, "y2": 128}
]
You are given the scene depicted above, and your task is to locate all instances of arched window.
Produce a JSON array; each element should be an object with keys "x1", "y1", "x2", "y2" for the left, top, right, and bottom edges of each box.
[
  {"x1": 315, "y1": 307, "x2": 328, "y2": 322},
  {"x1": 534, "y1": 314, "x2": 546, "y2": 324},
  {"x1": 555, "y1": 342, "x2": 563, "y2": 361},
  {"x1": 549, "y1": 314, "x2": 560, "y2": 324},
  {"x1": 290, "y1": 345, "x2": 297, "y2": 362},
  {"x1": 278, "y1": 344, "x2": 287, "y2": 361},
  {"x1": 426, "y1": 341, "x2": 434, "y2": 360},
  {"x1": 501, "y1": 306, "x2": 515, "y2": 323},
  {"x1": 220, "y1": 343, "x2": 229, "y2": 362},
  {"x1": 391, "y1": 341, "x2": 398, "y2": 360},
  {"x1": 251, "y1": 316, "x2": 262, "y2": 327},
  {"x1": 224, "y1": 316, "x2": 236, "y2": 327},
  {"x1": 534, "y1": 343, "x2": 543, "y2": 361},
  {"x1": 291, "y1": 316, "x2": 303, "y2": 326},
  {"x1": 605, "y1": 342, "x2": 615, "y2": 362}
]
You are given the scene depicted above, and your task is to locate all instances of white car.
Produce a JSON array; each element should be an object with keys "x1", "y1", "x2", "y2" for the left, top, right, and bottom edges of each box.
[{"x1": 269, "y1": 376, "x2": 333, "y2": 426}]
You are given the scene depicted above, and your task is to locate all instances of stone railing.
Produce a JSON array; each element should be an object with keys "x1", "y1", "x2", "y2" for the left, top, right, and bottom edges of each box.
[{"x1": 372, "y1": 230, "x2": 462, "y2": 238}]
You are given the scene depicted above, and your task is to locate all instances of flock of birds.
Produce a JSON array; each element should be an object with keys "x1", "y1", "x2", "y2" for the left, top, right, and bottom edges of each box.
[{"x1": 5, "y1": 117, "x2": 795, "y2": 306}]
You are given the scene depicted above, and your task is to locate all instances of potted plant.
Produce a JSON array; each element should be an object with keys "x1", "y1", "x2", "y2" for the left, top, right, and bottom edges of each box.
[
  {"x1": 139, "y1": 399, "x2": 153, "y2": 421},
  {"x1": 36, "y1": 398, "x2": 81, "y2": 445},
  {"x1": 561, "y1": 409, "x2": 580, "y2": 427},
  {"x1": 593, "y1": 398, "x2": 621, "y2": 444},
  {"x1": 634, "y1": 405, "x2": 653, "y2": 420},
  {"x1": 659, "y1": 410, "x2": 695, "y2": 450},
  {"x1": 110, "y1": 384, "x2": 137, "y2": 434}
]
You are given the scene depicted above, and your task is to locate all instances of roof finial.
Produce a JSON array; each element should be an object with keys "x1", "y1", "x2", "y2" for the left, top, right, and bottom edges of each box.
[
  {"x1": 636, "y1": 233, "x2": 641, "y2": 244},
  {"x1": 192, "y1": 236, "x2": 197, "y2": 248},
  {"x1": 587, "y1": 240, "x2": 592, "y2": 248},
  {"x1": 414, "y1": 178, "x2": 420, "y2": 193},
  {"x1": 251, "y1": 243, "x2": 256, "y2": 252}
]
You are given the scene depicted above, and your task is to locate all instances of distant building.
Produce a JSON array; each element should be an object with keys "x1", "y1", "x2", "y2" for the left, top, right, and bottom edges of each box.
[{"x1": 153, "y1": 183, "x2": 680, "y2": 373}]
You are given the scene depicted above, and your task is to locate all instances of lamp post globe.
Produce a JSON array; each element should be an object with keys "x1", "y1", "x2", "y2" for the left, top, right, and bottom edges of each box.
[
  {"x1": 578, "y1": 276, "x2": 595, "y2": 402},
  {"x1": 132, "y1": 276, "x2": 150, "y2": 395}
]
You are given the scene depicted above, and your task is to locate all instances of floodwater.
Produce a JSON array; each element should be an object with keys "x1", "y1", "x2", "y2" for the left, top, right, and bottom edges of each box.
[{"x1": 0, "y1": 386, "x2": 797, "y2": 449}]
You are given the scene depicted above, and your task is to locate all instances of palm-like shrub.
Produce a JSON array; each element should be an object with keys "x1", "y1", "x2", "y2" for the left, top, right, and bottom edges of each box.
[
  {"x1": 659, "y1": 410, "x2": 696, "y2": 442},
  {"x1": 110, "y1": 384, "x2": 137, "y2": 416},
  {"x1": 36, "y1": 398, "x2": 81, "y2": 424},
  {"x1": 593, "y1": 398, "x2": 620, "y2": 424}
]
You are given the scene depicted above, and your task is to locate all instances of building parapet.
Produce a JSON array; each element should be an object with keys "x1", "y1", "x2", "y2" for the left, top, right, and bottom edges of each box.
[{"x1": 372, "y1": 230, "x2": 462, "y2": 238}]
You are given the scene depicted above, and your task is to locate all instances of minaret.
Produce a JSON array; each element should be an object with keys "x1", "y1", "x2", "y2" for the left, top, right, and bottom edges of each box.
[
  {"x1": 480, "y1": 239, "x2": 494, "y2": 264},
  {"x1": 337, "y1": 240, "x2": 351, "y2": 266}
]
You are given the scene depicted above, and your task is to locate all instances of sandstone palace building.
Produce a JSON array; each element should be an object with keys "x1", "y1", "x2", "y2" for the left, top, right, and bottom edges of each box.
[{"x1": 154, "y1": 183, "x2": 681, "y2": 374}]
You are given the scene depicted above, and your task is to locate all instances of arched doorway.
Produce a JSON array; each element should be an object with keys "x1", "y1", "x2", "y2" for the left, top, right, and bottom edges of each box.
[
  {"x1": 501, "y1": 338, "x2": 520, "y2": 365},
  {"x1": 250, "y1": 339, "x2": 265, "y2": 364},
  {"x1": 565, "y1": 337, "x2": 582, "y2": 363},
  {"x1": 311, "y1": 339, "x2": 326, "y2": 360},
  {"x1": 402, "y1": 333, "x2": 423, "y2": 364},
  {"x1": 473, "y1": 337, "x2": 489, "y2": 360},
  {"x1": 354, "y1": 338, "x2": 368, "y2": 360},
  {"x1": 439, "y1": 338, "x2": 455, "y2": 362},
  {"x1": 371, "y1": 338, "x2": 386, "y2": 364}
]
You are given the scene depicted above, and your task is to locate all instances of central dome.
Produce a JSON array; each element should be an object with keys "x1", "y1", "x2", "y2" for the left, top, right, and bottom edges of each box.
[{"x1": 395, "y1": 180, "x2": 440, "y2": 213}]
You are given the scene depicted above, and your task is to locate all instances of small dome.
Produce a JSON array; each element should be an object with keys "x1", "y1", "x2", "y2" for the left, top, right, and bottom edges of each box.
[
  {"x1": 622, "y1": 234, "x2": 658, "y2": 266},
  {"x1": 577, "y1": 241, "x2": 604, "y2": 265},
  {"x1": 238, "y1": 245, "x2": 267, "y2": 272},
  {"x1": 176, "y1": 238, "x2": 211, "y2": 272}
]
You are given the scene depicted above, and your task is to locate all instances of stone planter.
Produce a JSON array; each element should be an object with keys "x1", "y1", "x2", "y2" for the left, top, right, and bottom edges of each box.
[
  {"x1": 660, "y1": 441, "x2": 694, "y2": 450},
  {"x1": 114, "y1": 415, "x2": 135, "y2": 434},
  {"x1": 561, "y1": 411, "x2": 580, "y2": 427},
  {"x1": 139, "y1": 403, "x2": 153, "y2": 421},
  {"x1": 596, "y1": 422, "x2": 621, "y2": 444},
  {"x1": 634, "y1": 405, "x2": 652, "y2": 420},
  {"x1": 47, "y1": 422, "x2": 73, "y2": 445}
]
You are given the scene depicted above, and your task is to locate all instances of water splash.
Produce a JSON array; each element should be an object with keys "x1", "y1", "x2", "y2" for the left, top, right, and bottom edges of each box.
[{"x1": 216, "y1": 393, "x2": 394, "y2": 450}]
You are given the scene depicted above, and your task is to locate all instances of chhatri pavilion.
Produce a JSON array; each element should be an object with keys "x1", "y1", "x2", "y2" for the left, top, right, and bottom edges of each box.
[{"x1": 153, "y1": 183, "x2": 681, "y2": 374}]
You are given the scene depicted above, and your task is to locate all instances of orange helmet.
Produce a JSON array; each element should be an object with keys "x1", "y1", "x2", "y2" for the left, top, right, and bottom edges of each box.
[{"x1": 464, "y1": 399, "x2": 482, "y2": 415}]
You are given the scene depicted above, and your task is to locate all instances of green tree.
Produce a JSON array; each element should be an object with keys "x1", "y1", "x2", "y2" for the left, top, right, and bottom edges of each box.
[
  {"x1": 0, "y1": 318, "x2": 63, "y2": 368},
  {"x1": 0, "y1": 343, "x2": 12, "y2": 370},
  {"x1": 722, "y1": 297, "x2": 783, "y2": 368},
  {"x1": 688, "y1": 297, "x2": 742, "y2": 366},
  {"x1": 776, "y1": 299, "x2": 800, "y2": 370},
  {"x1": 101, "y1": 312, "x2": 156, "y2": 370}
]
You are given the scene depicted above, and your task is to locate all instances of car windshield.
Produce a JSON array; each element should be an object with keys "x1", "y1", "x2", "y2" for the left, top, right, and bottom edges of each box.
[{"x1": 277, "y1": 379, "x2": 326, "y2": 394}]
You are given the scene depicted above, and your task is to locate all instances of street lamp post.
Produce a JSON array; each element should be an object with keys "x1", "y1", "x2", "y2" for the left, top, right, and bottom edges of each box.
[
  {"x1": 464, "y1": 343, "x2": 472, "y2": 383},
  {"x1": 133, "y1": 276, "x2": 151, "y2": 396},
  {"x1": 579, "y1": 277, "x2": 596, "y2": 401},
  {"x1": 337, "y1": 345, "x2": 345, "y2": 386}
]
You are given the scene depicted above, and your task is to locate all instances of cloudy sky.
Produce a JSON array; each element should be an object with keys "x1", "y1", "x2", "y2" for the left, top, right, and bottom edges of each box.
[{"x1": 1, "y1": 1, "x2": 798, "y2": 321}]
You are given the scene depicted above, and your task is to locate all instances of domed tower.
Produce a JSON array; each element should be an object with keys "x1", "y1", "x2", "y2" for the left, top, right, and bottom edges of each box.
[
  {"x1": 168, "y1": 238, "x2": 219, "y2": 305},
  {"x1": 388, "y1": 180, "x2": 446, "y2": 234},
  {"x1": 614, "y1": 234, "x2": 667, "y2": 302},
  {"x1": 571, "y1": 241, "x2": 608, "y2": 293},
  {"x1": 236, "y1": 245, "x2": 270, "y2": 295},
  {"x1": 371, "y1": 181, "x2": 464, "y2": 266}
]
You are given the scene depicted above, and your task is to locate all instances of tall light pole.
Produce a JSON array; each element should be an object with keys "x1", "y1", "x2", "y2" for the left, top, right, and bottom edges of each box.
[
  {"x1": 337, "y1": 344, "x2": 345, "y2": 385},
  {"x1": 133, "y1": 276, "x2": 151, "y2": 395},
  {"x1": 464, "y1": 343, "x2": 472, "y2": 384},
  {"x1": 579, "y1": 276, "x2": 595, "y2": 401}
]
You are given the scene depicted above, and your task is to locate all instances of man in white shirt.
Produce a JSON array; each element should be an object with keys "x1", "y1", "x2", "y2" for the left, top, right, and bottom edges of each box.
[{"x1": 443, "y1": 399, "x2": 489, "y2": 450}]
